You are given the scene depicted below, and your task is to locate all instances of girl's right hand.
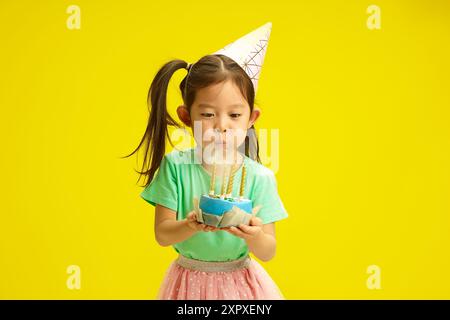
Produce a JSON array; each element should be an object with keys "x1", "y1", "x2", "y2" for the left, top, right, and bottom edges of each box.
[{"x1": 186, "y1": 211, "x2": 220, "y2": 232}]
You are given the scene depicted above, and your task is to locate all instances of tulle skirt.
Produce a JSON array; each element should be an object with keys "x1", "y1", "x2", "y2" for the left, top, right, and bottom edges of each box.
[{"x1": 156, "y1": 254, "x2": 285, "y2": 300}]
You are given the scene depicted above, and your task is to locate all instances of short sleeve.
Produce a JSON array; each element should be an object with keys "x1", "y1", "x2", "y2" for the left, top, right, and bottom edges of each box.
[
  {"x1": 252, "y1": 170, "x2": 288, "y2": 224},
  {"x1": 140, "y1": 155, "x2": 178, "y2": 212}
]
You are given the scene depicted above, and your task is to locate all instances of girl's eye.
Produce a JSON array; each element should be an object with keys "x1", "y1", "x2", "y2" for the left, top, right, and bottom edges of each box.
[
  {"x1": 201, "y1": 113, "x2": 214, "y2": 118},
  {"x1": 230, "y1": 113, "x2": 241, "y2": 118}
]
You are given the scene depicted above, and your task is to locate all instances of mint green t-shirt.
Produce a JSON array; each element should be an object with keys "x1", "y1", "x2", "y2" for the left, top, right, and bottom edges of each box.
[{"x1": 140, "y1": 147, "x2": 288, "y2": 262}]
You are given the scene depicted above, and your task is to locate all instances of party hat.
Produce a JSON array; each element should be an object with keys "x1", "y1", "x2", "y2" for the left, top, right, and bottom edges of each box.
[{"x1": 212, "y1": 22, "x2": 272, "y2": 94}]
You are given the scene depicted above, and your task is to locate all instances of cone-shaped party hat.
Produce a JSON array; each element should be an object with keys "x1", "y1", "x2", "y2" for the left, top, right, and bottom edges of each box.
[{"x1": 212, "y1": 22, "x2": 272, "y2": 94}]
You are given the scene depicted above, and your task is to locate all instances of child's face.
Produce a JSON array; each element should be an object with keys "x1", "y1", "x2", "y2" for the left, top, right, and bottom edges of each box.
[{"x1": 177, "y1": 79, "x2": 260, "y2": 155}]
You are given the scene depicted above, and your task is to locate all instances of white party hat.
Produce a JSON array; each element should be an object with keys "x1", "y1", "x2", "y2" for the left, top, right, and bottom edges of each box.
[{"x1": 212, "y1": 22, "x2": 272, "y2": 94}]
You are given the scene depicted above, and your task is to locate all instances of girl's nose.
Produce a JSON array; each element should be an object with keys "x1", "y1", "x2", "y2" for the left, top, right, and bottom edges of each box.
[
  {"x1": 214, "y1": 116, "x2": 229, "y2": 136},
  {"x1": 213, "y1": 128, "x2": 227, "y2": 143}
]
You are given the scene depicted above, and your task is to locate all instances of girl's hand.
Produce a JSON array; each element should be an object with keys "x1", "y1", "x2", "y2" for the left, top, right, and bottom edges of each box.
[
  {"x1": 186, "y1": 211, "x2": 220, "y2": 232},
  {"x1": 220, "y1": 216, "x2": 264, "y2": 240}
]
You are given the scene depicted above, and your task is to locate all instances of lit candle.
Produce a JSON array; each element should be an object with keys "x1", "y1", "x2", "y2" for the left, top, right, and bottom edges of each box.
[
  {"x1": 220, "y1": 165, "x2": 227, "y2": 199},
  {"x1": 226, "y1": 164, "x2": 236, "y2": 198},
  {"x1": 239, "y1": 164, "x2": 246, "y2": 200},
  {"x1": 209, "y1": 162, "x2": 216, "y2": 196}
]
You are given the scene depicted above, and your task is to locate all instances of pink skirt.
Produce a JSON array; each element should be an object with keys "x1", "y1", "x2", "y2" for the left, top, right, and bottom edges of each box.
[{"x1": 156, "y1": 254, "x2": 285, "y2": 300}]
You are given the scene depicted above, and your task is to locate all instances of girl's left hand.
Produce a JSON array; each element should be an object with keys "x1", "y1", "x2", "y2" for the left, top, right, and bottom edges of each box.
[{"x1": 220, "y1": 216, "x2": 264, "y2": 240}]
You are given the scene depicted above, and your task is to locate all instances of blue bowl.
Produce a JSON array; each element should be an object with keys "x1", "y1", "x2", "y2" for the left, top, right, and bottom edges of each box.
[{"x1": 199, "y1": 194, "x2": 253, "y2": 216}]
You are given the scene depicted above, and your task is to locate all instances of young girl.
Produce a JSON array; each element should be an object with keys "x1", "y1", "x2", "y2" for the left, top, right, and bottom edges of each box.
[{"x1": 130, "y1": 23, "x2": 289, "y2": 299}]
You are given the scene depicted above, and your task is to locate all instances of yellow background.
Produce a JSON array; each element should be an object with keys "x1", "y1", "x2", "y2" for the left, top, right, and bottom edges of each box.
[{"x1": 1, "y1": 0, "x2": 449, "y2": 299}]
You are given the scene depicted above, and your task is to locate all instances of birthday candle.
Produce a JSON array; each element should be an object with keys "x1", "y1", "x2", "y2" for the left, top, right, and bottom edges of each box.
[
  {"x1": 220, "y1": 165, "x2": 227, "y2": 199},
  {"x1": 209, "y1": 162, "x2": 216, "y2": 196},
  {"x1": 226, "y1": 164, "x2": 236, "y2": 198},
  {"x1": 239, "y1": 164, "x2": 246, "y2": 200}
]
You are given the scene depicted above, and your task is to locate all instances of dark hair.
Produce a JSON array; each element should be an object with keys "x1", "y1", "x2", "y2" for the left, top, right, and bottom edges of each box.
[{"x1": 123, "y1": 54, "x2": 261, "y2": 187}]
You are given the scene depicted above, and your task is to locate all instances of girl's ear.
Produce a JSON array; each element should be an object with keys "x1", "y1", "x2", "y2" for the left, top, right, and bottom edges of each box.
[
  {"x1": 176, "y1": 105, "x2": 192, "y2": 127},
  {"x1": 248, "y1": 106, "x2": 261, "y2": 129}
]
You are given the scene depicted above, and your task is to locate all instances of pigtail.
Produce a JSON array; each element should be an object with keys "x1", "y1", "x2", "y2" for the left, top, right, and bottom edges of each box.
[
  {"x1": 245, "y1": 124, "x2": 261, "y2": 163},
  {"x1": 123, "y1": 59, "x2": 188, "y2": 187}
]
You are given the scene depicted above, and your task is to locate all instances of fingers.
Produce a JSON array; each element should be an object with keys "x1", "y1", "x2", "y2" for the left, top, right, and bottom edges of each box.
[
  {"x1": 227, "y1": 226, "x2": 247, "y2": 238},
  {"x1": 238, "y1": 224, "x2": 261, "y2": 237},
  {"x1": 249, "y1": 217, "x2": 263, "y2": 226},
  {"x1": 187, "y1": 211, "x2": 197, "y2": 221},
  {"x1": 186, "y1": 211, "x2": 221, "y2": 232},
  {"x1": 204, "y1": 225, "x2": 219, "y2": 232},
  {"x1": 238, "y1": 224, "x2": 253, "y2": 233},
  {"x1": 222, "y1": 223, "x2": 262, "y2": 240}
]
